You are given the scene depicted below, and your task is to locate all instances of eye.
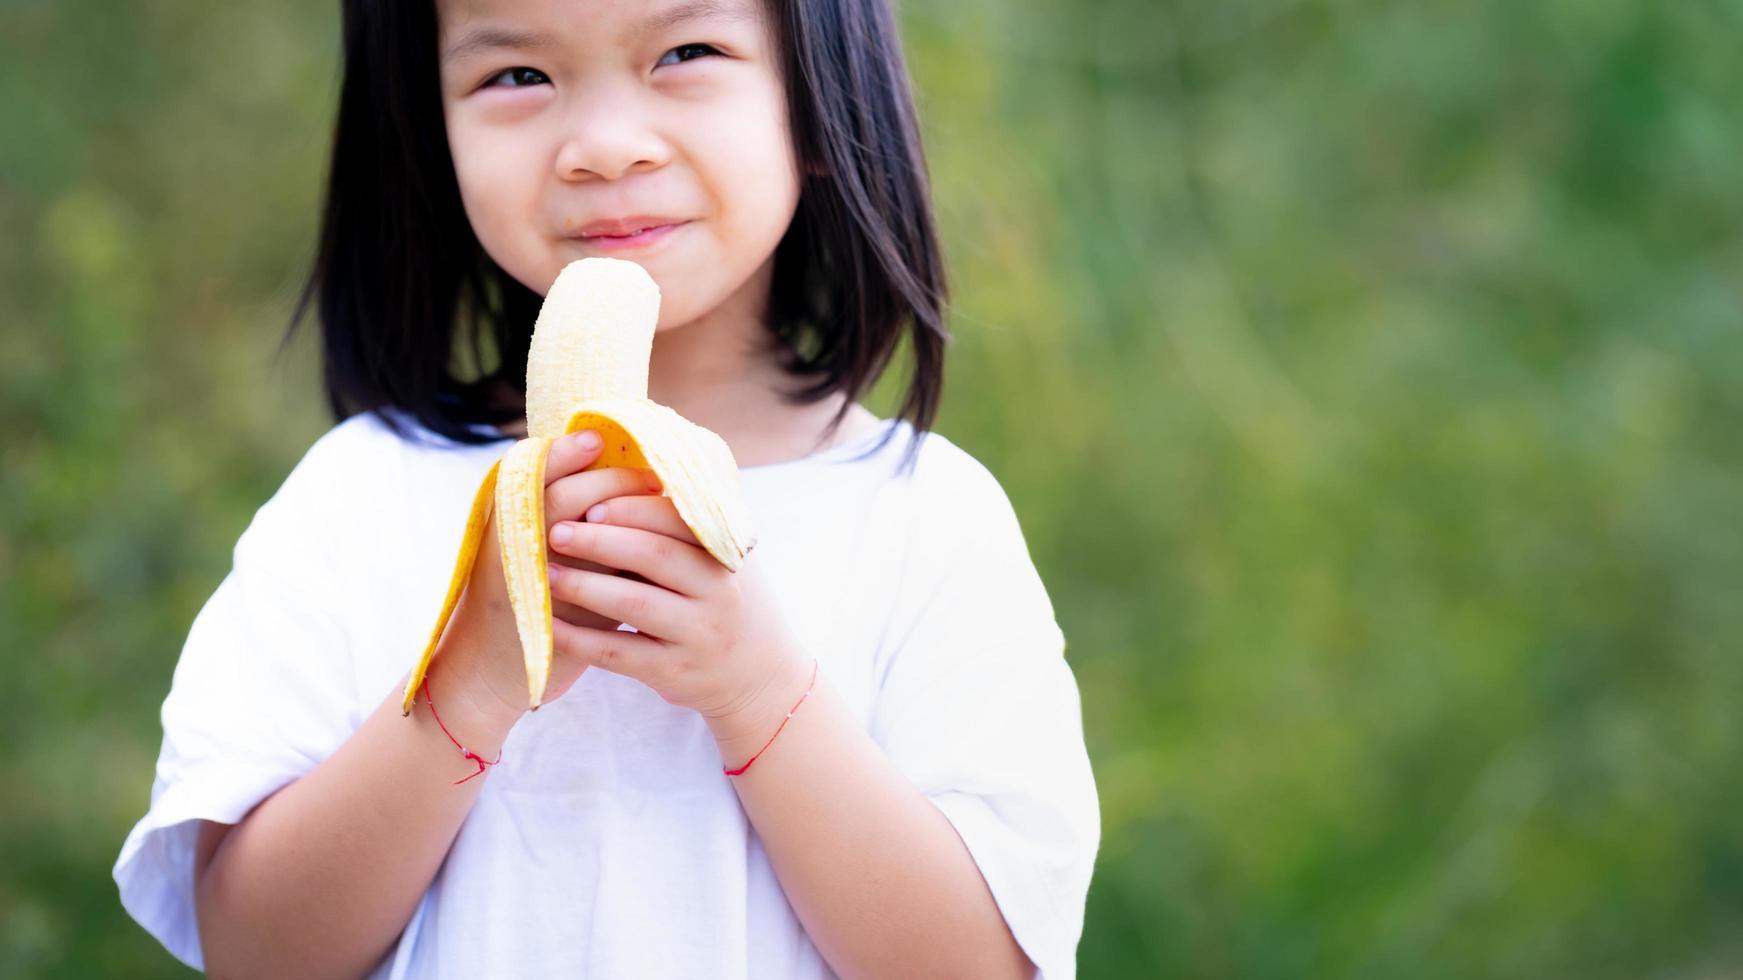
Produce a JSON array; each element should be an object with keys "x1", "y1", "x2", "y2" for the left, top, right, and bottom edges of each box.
[
  {"x1": 655, "y1": 43, "x2": 721, "y2": 68},
  {"x1": 482, "y1": 66, "x2": 550, "y2": 89}
]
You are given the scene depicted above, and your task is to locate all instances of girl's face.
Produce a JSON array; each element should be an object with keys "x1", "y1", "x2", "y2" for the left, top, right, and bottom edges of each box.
[{"x1": 437, "y1": 0, "x2": 799, "y2": 331}]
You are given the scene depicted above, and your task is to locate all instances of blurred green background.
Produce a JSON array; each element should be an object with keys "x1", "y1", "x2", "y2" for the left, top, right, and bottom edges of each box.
[{"x1": 4, "y1": 0, "x2": 1741, "y2": 976}]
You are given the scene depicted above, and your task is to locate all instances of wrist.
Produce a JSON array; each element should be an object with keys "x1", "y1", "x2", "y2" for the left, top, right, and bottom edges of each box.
[
  {"x1": 431, "y1": 596, "x2": 532, "y2": 735},
  {"x1": 423, "y1": 657, "x2": 524, "y2": 758},
  {"x1": 706, "y1": 655, "x2": 818, "y2": 767}
]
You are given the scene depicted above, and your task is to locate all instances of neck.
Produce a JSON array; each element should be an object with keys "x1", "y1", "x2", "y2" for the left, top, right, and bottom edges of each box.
[
  {"x1": 645, "y1": 275, "x2": 785, "y2": 433},
  {"x1": 494, "y1": 259, "x2": 877, "y2": 465},
  {"x1": 644, "y1": 258, "x2": 861, "y2": 466},
  {"x1": 648, "y1": 277, "x2": 864, "y2": 467}
]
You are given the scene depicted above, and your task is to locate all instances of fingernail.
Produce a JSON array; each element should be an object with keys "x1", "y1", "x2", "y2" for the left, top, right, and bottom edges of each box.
[
  {"x1": 551, "y1": 523, "x2": 572, "y2": 545},
  {"x1": 585, "y1": 504, "x2": 607, "y2": 523},
  {"x1": 573, "y1": 429, "x2": 601, "y2": 450}
]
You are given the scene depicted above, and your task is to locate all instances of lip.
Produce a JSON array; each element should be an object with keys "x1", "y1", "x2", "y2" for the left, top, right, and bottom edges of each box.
[
  {"x1": 577, "y1": 214, "x2": 686, "y2": 237},
  {"x1": 568, "y1": 219, "x2": 683, "y2": 251},
  {"x1": 570, "y1": 219, "x2": 688, "y2": 252}
]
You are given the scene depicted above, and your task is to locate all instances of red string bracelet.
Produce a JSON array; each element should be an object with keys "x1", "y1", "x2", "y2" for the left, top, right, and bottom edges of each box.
[
  {"x1": 724, "y1": 658, "x2": 819, "y2": 777},
  {"x1": 419, "y1": 676, "x2": 503, "y2": 785}
]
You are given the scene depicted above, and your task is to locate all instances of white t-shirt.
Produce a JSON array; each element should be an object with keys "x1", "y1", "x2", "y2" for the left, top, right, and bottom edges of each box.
[{"x1": 113, "y1": 408, "x2": 1100, "y2": 979}]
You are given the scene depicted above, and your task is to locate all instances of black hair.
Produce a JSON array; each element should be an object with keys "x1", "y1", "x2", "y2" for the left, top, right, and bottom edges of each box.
[{"x1": 283, "y1": 0, "x2": 949, "y2": 472}]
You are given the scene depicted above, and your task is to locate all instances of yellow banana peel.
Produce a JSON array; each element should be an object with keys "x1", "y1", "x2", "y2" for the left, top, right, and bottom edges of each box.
[{"x1": 401, "y1": 257, "x2": 757, "y2": 715}]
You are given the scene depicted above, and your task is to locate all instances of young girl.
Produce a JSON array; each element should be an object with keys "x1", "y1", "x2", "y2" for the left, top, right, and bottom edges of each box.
[{"x1": 113, "y1": 0, "x2": 1100, "y2": 976}]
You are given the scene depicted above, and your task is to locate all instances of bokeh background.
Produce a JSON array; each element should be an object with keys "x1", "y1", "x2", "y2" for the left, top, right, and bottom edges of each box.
[{"x1": 4, "y1": 0, "x2": 1741, "y2": 976}]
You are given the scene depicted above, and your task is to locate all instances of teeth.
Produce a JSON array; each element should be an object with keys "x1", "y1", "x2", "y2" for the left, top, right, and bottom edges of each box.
[{"x1": 400, "y1": 257, "x2": 757, "y2": 714}]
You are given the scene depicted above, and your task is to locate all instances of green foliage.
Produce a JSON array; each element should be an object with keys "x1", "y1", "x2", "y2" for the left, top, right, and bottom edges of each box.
[{"x1": 3, "y1": 0, "x2": 1739, "y2": 976}]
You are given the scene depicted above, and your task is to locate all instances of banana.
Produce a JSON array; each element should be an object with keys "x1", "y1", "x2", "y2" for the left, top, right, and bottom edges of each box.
[{"x1": 400, "y1": 257, "x2": 757, "y2": 715}]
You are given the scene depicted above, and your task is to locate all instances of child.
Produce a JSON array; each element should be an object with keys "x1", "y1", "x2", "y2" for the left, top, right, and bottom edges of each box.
[{"x1": 113, "y1": 0, "x2": 1100, "y2": 976}]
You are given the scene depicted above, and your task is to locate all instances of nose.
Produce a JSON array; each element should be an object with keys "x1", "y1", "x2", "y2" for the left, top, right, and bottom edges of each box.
[{"x1": 552, "y1": 84, "x2": 668, "y2": 181}]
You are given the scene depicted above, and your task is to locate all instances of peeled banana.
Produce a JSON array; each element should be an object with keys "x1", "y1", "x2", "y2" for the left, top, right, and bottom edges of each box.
[{"x1": 400, "y1": 257, "x2": 757, "y2": 715}]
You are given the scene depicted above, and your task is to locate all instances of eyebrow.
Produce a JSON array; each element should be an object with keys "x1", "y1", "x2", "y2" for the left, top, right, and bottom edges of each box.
[
  {"x1": 640, "y1": 0, "x2": 755, "y2": 34},
  {"x1": 442, "y1": 26, "x2": 556, "y2": 65},
  {"x1": 442, "y1": 1, "x2": 754, "y2": 65}
]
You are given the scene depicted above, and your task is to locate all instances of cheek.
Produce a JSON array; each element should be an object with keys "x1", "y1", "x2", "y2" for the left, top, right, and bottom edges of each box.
[
  {"x1": 446, "y1": 141, "x2": 508, "y2": 230},
  {"x1": 698, "y1": 91, "x2": 800, "y2": 233},
  {"x1": 449, "y1": 113, "x2": 529, "y2": 204},
  {"x1": 727, "y1": 87, "x2": 798, "y2": 194},
  {"x1": 446, "y1": 118, "x2": 547, "y2": 279}
]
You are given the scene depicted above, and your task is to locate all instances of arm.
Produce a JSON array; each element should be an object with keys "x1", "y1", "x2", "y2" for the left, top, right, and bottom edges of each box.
[
  {"x1": 707, "y1": 658, "x2": 1037, "y2": 980},
  {"x1": 192, "y1": 639, "x2": 521, "y2": 979},
  {"x1": 525, "y1": 444, "x2": 1074, "y2": 975},
  {"x1": 191, "y1": 432, "x2": 638, "y2": 977}
]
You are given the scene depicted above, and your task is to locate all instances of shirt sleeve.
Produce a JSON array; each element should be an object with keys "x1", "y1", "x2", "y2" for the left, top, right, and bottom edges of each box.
[
  {"x1": 869, "y1": 461, "x2": 1102, "y2": 980},
  {"x1": 112, "y1": 424, "x2": 370, "y2": 971}
]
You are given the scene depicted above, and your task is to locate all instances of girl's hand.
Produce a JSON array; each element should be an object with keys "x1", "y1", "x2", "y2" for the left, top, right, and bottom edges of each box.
[
  {"x1": 544, "y1": 486, "x2": 810, "y2": 729},
  {"x1": 541, "y1": 430, "x2": 665, "y2": 634},
  {"x1": 438, "y1": 430, "x2": 661, "y2": 723}
]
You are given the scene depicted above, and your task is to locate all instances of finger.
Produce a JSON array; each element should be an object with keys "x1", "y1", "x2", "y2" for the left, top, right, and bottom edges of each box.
[
  {"x1": 549, "y1": 521, "x2": 715, "y2": 598},
  {"x1": 551, "y1": 592, "x2": 621, "y2": 632},
  {"x1": 548, "y1": 562, "x2": 691, "y2": 639},
  {"x1": 546, "y1": 466, "x2": 660, "y2": 529},
  {"x1": 582, "y1": 493, "x2": 697, "y2": 545},
  {"x1": 552, "y1": 617, "x2": 667, "y2": 684},
  {"x1": 542, "y1": 429, "x2": 606, "y2": 486}
]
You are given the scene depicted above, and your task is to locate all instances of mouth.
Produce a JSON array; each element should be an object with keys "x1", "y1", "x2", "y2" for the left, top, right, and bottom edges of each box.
[{"x1": 571, "y1": 217, "x2": 690, "y2": 251}]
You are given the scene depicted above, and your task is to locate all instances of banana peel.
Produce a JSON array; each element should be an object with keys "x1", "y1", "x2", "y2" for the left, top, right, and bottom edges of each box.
[{"x1": 401, "y1": 257, "x2": 757, "y2": 715}]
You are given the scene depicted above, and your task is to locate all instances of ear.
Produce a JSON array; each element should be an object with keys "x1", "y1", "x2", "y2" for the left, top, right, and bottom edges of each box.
[{"x1": 802, "y1": 158, "x2": 829, "y2": 178}]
